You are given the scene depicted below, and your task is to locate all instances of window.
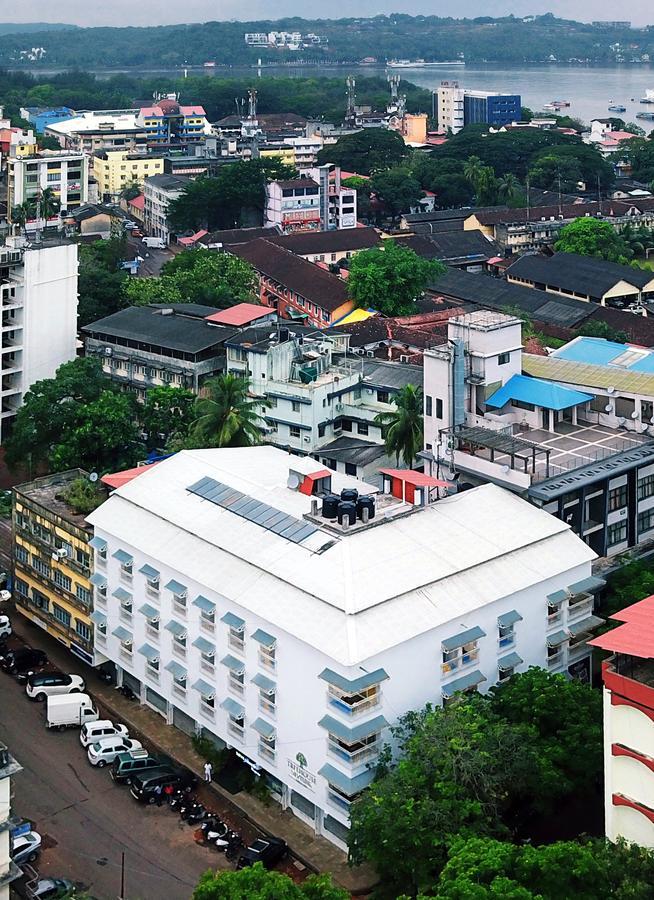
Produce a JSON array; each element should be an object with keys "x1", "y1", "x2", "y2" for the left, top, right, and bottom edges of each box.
[
  {"x1": 318, "y1": 423, "x2": 326, "y2": 438},
  {"x1": 638, "y1": 508, "x2": 654, "y2": 534},
  {"x1": 357, "y1": 423, "x2": 369, "y2": 436},
  {"x1": 76, "y1": 548, "x2": 90, "y2": 568},
  {"x1": 32, "y1": 556, "x2": 51, "y2": 579},
  {"x1": 76, "y1": 585, "x2": 92, "y2": 606},
  {"x1": 289, "y1": 426, "x2": 301, "y2": 439},
  {"x1": 229, "y1": 669, "x2": 245, "y2": 695},
  {"x1": 52, "y1": 604, "x2": 71, "y2": 628},
  {"x1": 378, "y1": 391, "x2": 389, "y2": 404},
  {"x1": 607, "y1": 521, "x2": 628, "y2": 546},
  {"x1": 639, "y1": 474, "x2": 654, "y2": 501},
  {"x1": 345, "y1": 462, "x2": 357, "y2": 476},
  {"x1": 228, "y1": 713, "x2": 244, "y2": 739},
  {"x1": 341, "y1": 419, "x2": 352, "y2": 432},
  {"x1": 498, "y1": 665, "x2": 514, "y2": 682},
  {"x1": 498, "y1": 623, "x2": 515, "y2": 648},
  {"x1": 32, "y1": 590, "x2": 49, "y2": 611},
  {"x1": 32, "y1": 522, "x2": 51, "y2": 543},
  {"x1": 13, "y1": 577, "x2": 29, "y2": 598},
  {"x1": 498, "y1": 352, "x2": 510, "y2": 365},
  {"x1": 608, "y1": 485, "x2": 628, "y2": 511},
  {"x1": 327, "y1": 683, "x2": 380, "y2": 717},
  {"x1": 425, "y1": 395, "x2": 433, "y2": 417},
  {"x1": 291, "y1": 401, "x2": 301, "y2": 412},
  {"x1": 435, "y1": 398, "x2": 443, "y2": 419},
  {"x1": 328, "y1": 730, "x2": 380, "y2": 765},
  {"x1": 513, "y1": 399, "x2": 535, "y2": 412},
  {"x1": 15, "y1": 545, "x2": 28, "y2": 564},
  {"x1": 54, "y1": 571, "x2": 72, "y2": 592},
  {"x1": 441, "y1": 641, "x2": 479, "y2": 674},
  {"x1": 76, "y1": 620, "x2": 91, "y2": 642}
]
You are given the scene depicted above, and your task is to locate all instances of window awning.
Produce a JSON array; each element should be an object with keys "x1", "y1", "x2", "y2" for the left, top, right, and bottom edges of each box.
[
  {"x1": 547, "y1": 629, "x2": 569, "y2": 647},
  {"x1": 165, "y1": 660, "x2": 187, "y2": 681},
  {"x1": 220, "y1": 697, "x2": 244, "y2": 718},
  {"x1": 112, "y1": 549, "x2": 133, "y2": 564},
  {"x1": 497, "y1": 610, "x2": 523, "y2": 628},
  {"x1": 90, "y1": 573, "x2": 107, "y2": 587},
  {"x1": 567, "y1": 615, "x2": 605, "y2": 637},
  {"x1": 498, "y1": 651, "x2": 523, "y2": 671},
  {"x1": 165, "y1": 579, "x2": 187, "y2": 595},
  {"x1": 568, "y1": 576, "x2": 606, "y2": 596},
  {"x1": 221, "y1": 654, "x2": 245, "y2": 675},
  {"x1": 442, "y1": 626, "x2": 485, "y2": 652},
  {"x1": 547, "y1": 590, "x2": 567, "y2": 606},
  {"x1": 90, "y1": 610, "x2": 107, "y2": 625},
  {"x1": 192, "y1": 636, "x2": 215, "y2": 655},
  {"x1": 193, "y1": 595, "x2": 215, "y2": 613},
  {"x1": 138, "y1": 643, "x2": 159, "y2": 662},
  {"x1": 251, "y1": 628, "x2": 276, "y2": 648},
  {"x1": 112, "y1": 625, "x2": 132, "y2": 642},
  {"x1": 252, "y1": 673, "x2": 276, "y2": 695},
  {"x1": 486, "y1": 374, "x2": 594, "y2": 412},
  {"x1": 221, "y1": 612, "x2": 245, "y2": 630},
  {"x1": 139, "y1": 602, "x2": 158, "y2": 619},
  {"x1": 441, "y1": 670, "x2": 486, "y2": 699},
  {"x1": 165, "y1": 620, "x2": 186, "y2": 638},
  {"x1": 89, "y1": 536, "x2": 107, "y2": 551},
  {"x1": 319, "y1": 667, "x2": 389, "y2": 694},
  {"x1": 318, "y1": 763, "x2": 375, "y2": 797},
  {"x1": 112, "y1": 587, "x2": 132, "y2": 603},
  {"x1": 252, "y1": 717, "x2": 276, "y2": 740},
  {"x1": 193, "y1": 678, "x2": 215, "y2": 700},
  {"x1": 318, "y1": 714, "x2": 388, "y2": 743},
  {"x1": 139, "y1": 564, "x2": 159, "y2": 580}
]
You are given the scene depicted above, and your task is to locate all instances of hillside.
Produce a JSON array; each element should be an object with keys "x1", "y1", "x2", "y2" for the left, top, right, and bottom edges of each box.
[{"x1": 0, "y1": 23, "x2": 76, "y2": 35}]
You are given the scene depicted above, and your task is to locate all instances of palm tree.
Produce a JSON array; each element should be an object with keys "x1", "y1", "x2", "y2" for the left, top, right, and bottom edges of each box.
[
  {"x1": 38, "y1": 187, "x2": 60, "y2": 224},
  {"x1": 375, "y1": 383, "x2": 424, "y2": 467},
  {"x1": 497, "y1": 173, "x2": 521, "y2": 203},
  {"x1": 189, "y1": 374, "x2": 265, "y2": 448},
  {"x1": 463, "y1": 155, "x2": 484, "y2": 190},
  {"x1": 11, "y1": 201, "x2": 34, "y2": 233}
]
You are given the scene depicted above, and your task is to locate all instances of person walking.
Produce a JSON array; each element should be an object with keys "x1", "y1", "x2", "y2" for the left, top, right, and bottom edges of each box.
[
  {"x1": 204, "y1": 761, "x2": 213, "y2": 783},
  {"x1": 154, "y1": 783, "x2": 163, "y2": 807}
]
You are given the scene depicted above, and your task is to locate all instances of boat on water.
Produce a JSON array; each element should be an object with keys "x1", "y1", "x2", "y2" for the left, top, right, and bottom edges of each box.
[
  {"x1": 636, "y1": 111, "x2": 654, "y2": 120},
  {"x1": 640, "y1": 89, "x2": 654, "y2": 104},
  {"x1": 608, "y1": 104, "x2": 627, "y2": 113},
  {"x1": 203, "y1": 61, "x2": 216, "y2": 68},
  {"x1": 543, "y1": 100, "x2": 570, "y2": 112},
  {"x1": 387, "y1": 59, "x2": 465, "y2": 68}
]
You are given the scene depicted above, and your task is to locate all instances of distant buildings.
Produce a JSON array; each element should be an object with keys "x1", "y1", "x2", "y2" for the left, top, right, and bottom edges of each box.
[
  {"x1": 143, "y1": 173, "x2": 191, "y2": 244},
  {"x1": 92, "y1": 150, "x2": 165, "y2": 202},
  {"x1": 135, "y1": 96, "x2": 210, "y2": 146},
  {"x1": 19, "y1": 105, "x2": 75, "y2": 133},
  {"x1": 44, "y1": 109, "x2": 147, "y2": 153},
  {"x1": 244, "y1": 31, "x2": 327, "y2": 49},
  {"x1": 265, "y1": 166, "x2": 357, "y2": 234},
  {"x1": 7, "y1": 149, "x2": 88, "y2": 220},
  {"x1": 436, "y1": 81, "x2": 521, "y2": 134}
]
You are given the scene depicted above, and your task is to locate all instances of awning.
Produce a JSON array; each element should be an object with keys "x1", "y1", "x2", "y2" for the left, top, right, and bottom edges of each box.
[
  {"x1": 319, "y1": 667, "x2": 389, "y2": 694},
  {"x1": 221, "y1": 654, "x2": 245, "y2": 675},
  {"x1": 251, "y1": 629, "x2": 276, "y2": 648},
  {"x1": 318, "y1": 763, "x2": 375, "y2": 797},
  {"x1": 568, "y1": 576, "x2": 606, "y2": 596},
  {"x1": 287, "y1": 307, "x2": 308, "y2": 319},
  {"x1": 252, "y1": 673, "x2": 276, "y2": 695},
  {"x1": 192, "y1": 636, "x2": 215, "y2": 655},
  {"x1": 139, "y1": 603, "x2": 158, "y2": 619},
  {"x1": 547, "y1": 629, "x2": 569, "y2": 647},
  {"x1": 165, "y1": 620, "x2": 186, "y2": 638},
  {"x1": 165, "y1": 660, "x2": 187, "y2": 680},
  {"x1": 252, "y1": 717, "x2": 276, "y2": 740},
  {"x1": 112, "y1": 587, "x2": 132, "y2": 603},
  {"x1": 498, "y1": 610, "x2": 523, "y2": 628},
  {"x1": 139, "y1": 564, "x2": 159, "y2": 580},
  {"x1": 221, "y1": 697, "x2": 244, "y2": 718},
  {"x1": 90, "y1": 573, "x2": 107, "y2": 587},
  {"x1": 442, "y1": 626, "x2": 486, "y2": 652},
  {"x1": 318, "y1": 714, "x2": 388, "y2": 743},
  {"x1": 112, "y1": 549, "x2": 133, "y2": 564},
  {"x1": 165, "y1": 579, "x2": 187, "y2": 595},
  {"x1": 441, "y1": 670, "x2": 486, "y2": 699},
  {"x1": 138, "y1": 643, "x2": 159, "y2": 662},
  {"x1": 193, "y1": 595, "x2": 215, "y2": 613},
  {"x1": 568, "y1": 615, "x2": 605, "y2": 637},
  {"x1": 221, "y1": 612, "x2": 245, "y2": 630},
  {"x1": 193, "y1": 678, "x2": 215, "y2": 700},
  {"x1": 90, "y1": 610, "x2": 107, "y2": 625},
  {"x1": 112, "y1": 625, "x2": 132, "y2": 642},
  {"x1": 89, "y1": 536, "x2": 107, "y2": 551},
  {"x1": 486, "y1": 374, "x2": 594, "y2": 412},
  {"x1": 498, "y1": 651, "x2": 523, "y2": 671},
  {"x1": 547, "y1": 590, "x2": 567, "y2": 606}
]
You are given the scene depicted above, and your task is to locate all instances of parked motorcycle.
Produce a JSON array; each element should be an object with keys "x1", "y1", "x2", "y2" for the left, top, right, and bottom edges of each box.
[
  {"x1": 225, "y1": 834, "x2": 243, "y2": 861},
  {"x1": 186, "y1": 806, "x2": 211, "y2": 826},
  {"x1": 168, "y1": 790, "x2": 185, "y2": 811},
  {"x1": 180, "y1": 801, "x2": 204, "y2": 822},
  {"x1": 116, "y1": 683, "x2": 137, "y2": 701}
]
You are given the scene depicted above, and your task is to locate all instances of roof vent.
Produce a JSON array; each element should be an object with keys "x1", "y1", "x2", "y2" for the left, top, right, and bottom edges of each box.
[{"x1": 159, "y1": 308, "x2": 174, "y2": 316}]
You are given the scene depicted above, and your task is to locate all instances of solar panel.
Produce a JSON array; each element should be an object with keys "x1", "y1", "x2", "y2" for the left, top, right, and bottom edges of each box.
[{"x1": 187, "y1": 477, "x2": 319, "y2": 545}]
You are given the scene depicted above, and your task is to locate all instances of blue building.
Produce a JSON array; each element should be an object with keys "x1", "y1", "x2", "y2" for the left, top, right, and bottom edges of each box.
[
  {"x1": 20, "y1": 106, "x2": 75, "y2": 133},
  {"x1": 463, "y1": 92, "x2": 522, "y2": 127}
]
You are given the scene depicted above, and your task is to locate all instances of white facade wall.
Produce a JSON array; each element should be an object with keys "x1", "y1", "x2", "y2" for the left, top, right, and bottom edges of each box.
[
  {"x1": 0, "y1": 777, "x2": 9, "y2": 900},
  {"x1": 437, "y1": 83, "x2": 465, "y2": 134},
  {"x1": 10, "y1": 152, "x2": 88, "y2": 212}
]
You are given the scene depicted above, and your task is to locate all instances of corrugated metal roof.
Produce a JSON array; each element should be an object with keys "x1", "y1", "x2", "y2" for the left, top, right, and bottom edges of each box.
[
  {"x1": 590, "y1": 594, "x2": 654, "y2": 658},
  {"x1": 486, "y1": 374, "x2": 594, "y2": 411},
  {"x1": 523, "y1": 353, "x2": 654, "y2": 395}
]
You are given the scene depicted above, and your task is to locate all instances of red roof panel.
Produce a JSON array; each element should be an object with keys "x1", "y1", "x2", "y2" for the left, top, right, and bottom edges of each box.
[
  {"x1": 101, "y1": 462, "x2": 160, "y2": 490},
  {"x1": 205, "y1": 303, "x2": 272, "y2": 327},
  {"x1": 589, "y1": 594, "x2": 654, "y2": 659},
  {"x1": 379, "y1": 468, "x2": 450, "y2": 488}
]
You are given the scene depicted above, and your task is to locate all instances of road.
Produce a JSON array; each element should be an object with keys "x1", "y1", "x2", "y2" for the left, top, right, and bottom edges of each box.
[
  {"x1": 125, "y1": 235, "x2": 175, "y2": 278},
  {"x1": 0, "y1": 670, "x2": 224, "y2": 900}
]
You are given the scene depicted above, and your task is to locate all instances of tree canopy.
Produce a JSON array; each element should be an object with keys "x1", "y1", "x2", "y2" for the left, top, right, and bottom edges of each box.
[
  {"x1": 348, "y1": 240, "x2": 444, "y2": 316},
  {"x1": 188, "y1": 374, "x2": 266, "y2": 449},
  {"x1": 77, "y1": 236, "x2": 128, "y2": 327},
  {"x1": 139, "y1": 385, "x2": 195, "y2": 451},
  {"x1": 375, "y1": 383, "x2": 424, "y2": 466},
  {"x1": 317, "y1": 129, "x2": 411, "y2": 176},
  {"x1": 369, "y1": 168, "x2": 423, "y2": 218},
  {"x1": 554, "y1": 217, "x2": 633, "y2": 264},
  {"x1": 193, "y1": 863, "x2": 349, "y2": 900}
]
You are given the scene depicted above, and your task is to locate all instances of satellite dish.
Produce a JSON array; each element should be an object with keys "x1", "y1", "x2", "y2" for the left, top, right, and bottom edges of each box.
[
  {"x1": 605, "y1": 404, "x2": 613, "y2": 413},
  {"x1": 88, "y1": 472, "x2": 99, "y2": 483},
  {"x1": 631, "y1": 410, "x2": 639, "y2": 419},
  {"x1": 607, "y1": 386, "x2": 615, "y2": 394},
  {"x1": 287, "y1": 472, "x2": 301, "y2": 490}
]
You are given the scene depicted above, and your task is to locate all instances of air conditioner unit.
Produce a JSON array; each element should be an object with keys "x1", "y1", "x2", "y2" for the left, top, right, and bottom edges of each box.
[
  {"x1": 366, "y1": 350, "x2": 374, "y2": 357},
  {"x1": 399, "y1": 354, "x2": 409, "y2": 363},
  {"x1": 104, "y1": 347, "x2": 112, "y2": 356},
  {"x1": 123, "y1": 640, "x2": 133, "y2": 650},
  {"x1": 52, "y1": 547, "x2": 68, "y2": 560}
]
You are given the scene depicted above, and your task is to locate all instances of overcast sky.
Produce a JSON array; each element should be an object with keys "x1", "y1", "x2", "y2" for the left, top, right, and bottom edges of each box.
[{"x1": 6, "y1": 2, "x2": 654, "y2": 28}]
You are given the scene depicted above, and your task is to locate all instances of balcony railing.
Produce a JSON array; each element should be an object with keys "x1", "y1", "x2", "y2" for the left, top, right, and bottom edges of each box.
[
  {"x1": 327, "y1": 739, "x2": 380, "y2": 766},
  {"x1": 327, "y1": 688, "x2": 380, "y2": 717},
  {"x1": 327, "y1": 788, "x2": 352, "y2": 813},
  {"x1": 547, "y1": 650, "x2": 563, "y2": 669},
  {"x1": 228, "y1": 633, "x2": 245, "y2": 654},
  {"x1": 259, "y1": 696, "x2": 276, "y2": 717},
  {"x1": 258, "y1": 743, "x2": 276, "y2": 764},
  {"x1": 441, "y1": 648, "x2": 478, "y2": 676},
  {"x1": 228, "y1": 722, "x2": 244, "y2": 741},
  {"x1": 567, "y1": 596, "x2": 593, "y2": 622}
]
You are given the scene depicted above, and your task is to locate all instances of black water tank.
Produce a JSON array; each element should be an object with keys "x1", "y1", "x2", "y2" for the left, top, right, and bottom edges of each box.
[
  {"x1": 457, "y1": 482, "x2": 474, "y2": 493},
  {"x1": 337, "y1": 501, "x2": 357, "y2": 526},
  {"x1": 278, "y1": 327, "x2": 289, "y2": 343},
  {"x1": 341, "y1": 488, "x2": 359, "y2": 504},
  {"x1": 357, "y1": 495, "x2": 376, "y2": 521},
  {"x1": 322, "y1": 494, "x2": 340, "y2": 519}
]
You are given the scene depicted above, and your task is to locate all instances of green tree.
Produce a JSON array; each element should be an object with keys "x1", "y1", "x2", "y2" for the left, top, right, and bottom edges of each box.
[
  {"x1": 497, "y1": 173, "x2": 521, "y2": 204},
  {"x1": 348, "y1": 240, "x2": 445, "y2": 316},
  {"x1": 77, "y1": 237, "x2": 128, "y2": 326},
  {"x1": 555, "y1": 217, "x2": 633, "y2": 264},
  {"x1": 370, "y1": 167, "x2": 423, "y2": 220},
  {"x1": 140, "y1": 385, "x2": 194, "y2": 450},
  {"x1": 528, "y1": 154, "x2": 583, "y2": 192},
  {"x1": 11, "y1": 201, "x2": 34, "y2": 231},
  {"x1": 317, "y1": 129, "x2": 410, "y2": 176},
  {"x1": 463, "y1": 155, "x2": 497, "y2": 204},
  {"x1": 37, "y1": 186, "x2": 60, "y2": 222},
  {"x1": 375, "y1": 383, "x2": 424, "y2": 466},
  {"x1": 193, "y1": 863, "x2": 349, "y2": 900},
  {"x1": 574, "y1": 319, "x2": 628, "y2": 343},
  {"x1": 189, "y1": 374, "x2": 265, "y2": 448}
]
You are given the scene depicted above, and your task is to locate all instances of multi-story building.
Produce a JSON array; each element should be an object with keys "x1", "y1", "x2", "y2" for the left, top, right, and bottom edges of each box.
[
  {"x1": 0, "y1": 743, "x2": 22, "y2": 899},
  {"x1": 83, "y1": 304, "x2": 237, "y2": 400},
  {"x1": 13, "y1": 470, "x2": 102, "y2": 667},
  {"x1": 0, "y1": 126, "x2": 37, "y2": 160},
  {"x1": 44, "y1": 109, "x2": 148, "y2": 153},
  {"x1": 0, "y1": 239, "x2": 78, "y2": 442},
  {"x1": 436, "y1": 81, "x2": 521, "y2": 134},
  {"x1": 265, "y1": 178, "x2": 321, "y2": 234},
  {"x1": 308, "y1": 165, "x2": 357, "y2": 231},
  {"x1": 7, "y1": 150, "x2": 88, "y2": 221},
  {"x1": 92, "y1": 151, "x2": 165, "y2": 202},
  {"x1": 143, "y1": 173, "x2": 191, "y2": 244},
  {"x1": 135, "y1": 97, "x2": 210, "y2": 146},
  {"x1": 266, "y1": 226, "x2": 381, "y2": 264},
  {"x1": 20, "y1": 105, "x2": 75, "y2": 133},
  {"x1": 87, "y1": 445, "x2": 594, "y2": 849},
  {"x1": 590, "y1": 596, "x2": 654, "y2": 848}
]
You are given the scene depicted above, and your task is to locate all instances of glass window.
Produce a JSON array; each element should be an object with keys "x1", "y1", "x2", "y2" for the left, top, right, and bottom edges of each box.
[
  {"x1": 607, "y1": 521, "x2": 628, "y2": 546},
  {"x1": 53, "y1": 604, "x2": 71, "y2": 627},
  {"x1": 76, "y1": 584, "x2": 92, "y2": 605},
  {"x1": 76, "y1": 620, "x2": 91, "y2": 641},
  {"x1": 608, "y1": 485, "x2": 627, "y2": 511},
  {"x1": 378, "y1": 391, "x2": 389, "y2": 404},
  {"x1": 289, "y1": 426, "x2": 301, "y2": 438},
  {"x1": 54, "y1": 571, "x2": 72, "y2": 592},
  {"x1": 357, "y1": 423, "x2": 368, "y2": 436},
  {"x1": 345, "y1": 462, "x2": 357, "y2": 476},
  {"x1": 15, "y1": 545, "x2": 28, "y2": 564},
  {"x1": 638, "y1": 508, "x2": 654, "y2": 534},
  {"x1": 435, "y1": 398, "x2": 443, "y2": 419},
  {"x1": 425, "y1": 395, "x2": 432, "y2": 417},
  {"x1": 291, "y1": 401, "x2": 301, "y2": 412},
  {"x1": 32, "y1": 556, "x2": 51, "y2": 579},
  {"x1": 498, "y1": 352, "x2": 510, "y2": 365},
  {"x1": 76, "y1": 548, "x2": 90, "y2": 568},
  {"x1": 638, "y1": 474, "x2": 654, "y2": 500}
]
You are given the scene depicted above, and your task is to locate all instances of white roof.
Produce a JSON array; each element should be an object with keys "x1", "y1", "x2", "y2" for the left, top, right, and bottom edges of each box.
[
  {"x1": 88, "y1": 447, "x2": 594, "y2": 664},
  {"x1": 47, "y1": 111, "x2": 140, "y2": 135}
]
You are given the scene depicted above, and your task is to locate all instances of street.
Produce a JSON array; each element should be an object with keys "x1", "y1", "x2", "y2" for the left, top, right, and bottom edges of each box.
[
  {"x1": 0, "y1": 670, "x2": 223, "y2": 900},
  {"x1": 124, "y1": 235, "x2": 175, "y2": 278}
]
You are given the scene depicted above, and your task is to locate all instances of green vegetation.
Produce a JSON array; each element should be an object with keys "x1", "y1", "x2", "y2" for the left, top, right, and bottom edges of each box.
[
  {"x1": 187, "y1": 374, "x2": 266, "y2": 449},
  {"x1": 316, "y1": 129, "x2": 410, "y2": 176},
  {"x1": 348, "y1": 241, "x2": 445, "y2": 316},
  {"x1": 193, "y1": 863, "x2": 348, "y2": 900},
  {"x1": 139, "y1": 386, "x2": 195, "y2": 451},
  {"x1": 369, "y1": 168, "x2": 422, "y2": 220},
  {"x1": 375, "y1": 384, "x2": 424, "y2": 467},
  {"x1": 61, "y1": 477, "x2": 105, "y2": 514},
  {"x1": 555, "y1": 218, "x2": 633, "y2": 264},
  {"x1": 574, "y1": 319, "x2": 628, "y2": 343},
  {"x1": 77, "y1": 236, "x2": 128, "y2": 327}
]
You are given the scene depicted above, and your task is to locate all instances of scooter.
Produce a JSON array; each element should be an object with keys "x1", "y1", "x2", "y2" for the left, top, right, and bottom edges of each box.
[
  {"x1": 225, "y1": 833, "x2": 244, "y2": 861},
  {"x1": 180, "y1": 801, "x2": 204, "y2": 822},
  {"x1": 201, "y1": 818, "x2": 228, "y2": 839},
  {"x1": 116, "y1": 683, "x2": 137, "y2": 701},
  {"x1": 168, "y1": 790, "x2": 185, "y2": 811},
  {"x1": 186, "y1": 806, "x2": 211, "y2": 826}
]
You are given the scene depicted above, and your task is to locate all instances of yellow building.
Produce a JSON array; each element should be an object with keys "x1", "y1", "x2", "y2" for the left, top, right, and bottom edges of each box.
[
  {"x1": 259, "y1": 145, "x2": 297, "y2": 168},
  {"x1": 92, "y1": 150, "x2": 165, "y2": 201},
  {"x1": 13, "y1": 470, "x2": 105, "y2": 667}
]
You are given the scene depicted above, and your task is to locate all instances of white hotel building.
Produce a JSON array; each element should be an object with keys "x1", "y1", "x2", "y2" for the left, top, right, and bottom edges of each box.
[{"x1": 88, "y1": 446, "x2": 594, "y2": 849}]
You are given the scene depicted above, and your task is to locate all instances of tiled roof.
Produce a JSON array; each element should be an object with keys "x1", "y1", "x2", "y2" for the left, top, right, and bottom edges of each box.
[
  {"x1": 507, "y1": 251, "x2": 652, "y2": 298},
  {"x1": 266, "y1": 226, "x2": 381, "y2": 256}
]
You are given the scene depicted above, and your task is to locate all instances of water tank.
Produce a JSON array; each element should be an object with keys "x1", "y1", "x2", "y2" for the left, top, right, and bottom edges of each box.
[
  {"x1": 337, "y1": 501, "x2": 357, "y2": 526},
  {"x1": 340, "y1": 488, "x2": 359, "y2": 504},
  {"x1": 457, "y1": 482, "x2": 474, "y2": 493},
  {"x1": 322, "y1": 494, "x2": 340, "y2": 519},
  {"x1": 357, "y1": 496, "x2": 375, "y2": 521}
]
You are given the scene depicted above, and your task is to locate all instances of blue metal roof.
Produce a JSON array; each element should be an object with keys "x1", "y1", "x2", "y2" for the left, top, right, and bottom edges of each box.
[
  {"x1": 221, "y1": 612, "x2": 245, "y2": 630},
  {"x1": 89, "y1": 536, "x2": 107, "y2": 551},
  {"x1": 498, "y1": 651, "x2": 523, "y2": 670},
  {"x1": 221, "y1": 654, "x2": 245, "y2": 674},
  {"x1": 486, "y1": 374, "x2": 593, "y2": 412},
  {"x1": 220, "y1": 697, "x2": 244, "y2": 718},
  {"x1": 192, "y1": 636, "x2": 215, "y2": 655},
  {"x1": 138, "y1": 643, "x2": 159, "y2": 662},
  {"x1": 165, "y1": 579, "x2": 187, "y2": 595},
  {"x1": 112, "y1": 587, "x2": 132, "y2": 604},
  {"x1": 165, "y1": 660, "x2": 187, "y2": 680},
  {"x1": 497, "y1": 609, "x2": 523, "y2": 628},
  {"x1": 89, "y1": 573, "x2": 106, "y2": 587},
  {"x1": 318, "y1": 667, "x2": 389, "y2": 694},
  {"x1": 193, "y1": 678, "x2": 215, "y2": 699},
  {"x1": 251, "y1": 628, "x2": 276, "y2": 648},
  {"x1": 139, "y1": 564, "x2": 159, "y2": 580},
  {"x1": 139, "y1": 603, "x2": 158, "y2": 619},
  {"x1": 193, "y1": 595, "x2": 215, "y2": 613},
  {"x1": 252, "y1": 717, "x2": 276, "y2": 740},
  {"x1": 252, "y1": 673, "x2": 276, "y2": 694},
  {"x1": 442, "y1": 626, "x2": 485, "y2": 652}
]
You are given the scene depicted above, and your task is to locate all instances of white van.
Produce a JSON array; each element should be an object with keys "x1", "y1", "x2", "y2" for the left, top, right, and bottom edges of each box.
[
  {"x1": 46, "y1": 694, "x2": 99, "y2": 730},
  {"x1": 87, "y1": 737, "x2": 143, "y2": 767},
  {"x1": 142, "y1": 236, "x2": 165, "y2": 249},
  {"x1": 80, "y1": 720, "x2": 128, "y2": 748}
]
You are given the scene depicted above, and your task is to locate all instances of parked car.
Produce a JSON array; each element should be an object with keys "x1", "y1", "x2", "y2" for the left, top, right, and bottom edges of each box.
[
  {"x1": 29, "y1": 877, "x2": 75, "y2": 899},
  {"x1": 11, "y1": 830, "x2": 42, "y2": 865},
  {"x1": 0, "y1": 589, "x2": 11, "y2": 602},
  {"x1": 26, "y1": 672, "x2": 85, "y2": 701},
  {"x1": 110, "y1": 749, "x2": 161, "y2": 784},
  {"x1": 129, "y1": 767, "x2": 198, "y2": 803},
  {"x1": 0, "y1": 647, "x2": 48, "y2": 679},
  {"x1": 87, "y1": 737, "x2": 143, "y2": 767},
  {"x1": 237, "y1": 837, "x2": 288, "y2": 870},
  {"x1": 80, "y1": 720, "x2": 128, "y2": 748},
  {"x1": 0, "y1": 614, "x2": 11, "y2": 640}
]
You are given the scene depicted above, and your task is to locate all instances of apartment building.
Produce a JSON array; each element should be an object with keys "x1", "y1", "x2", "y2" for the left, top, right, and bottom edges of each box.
[
  {"x1": 13, "y1": 470, "x2": 101, "y2": 667},
  {"x1": 266, "y1": 178, "x2": 321, "y2": 234},
  {"x1": 143, "y1": 174, "x2": 191, "y2": 244},
  {"x1": 0, "y1": 743, "x2": 22, "y2": 899},
  {"x1": 87, "y1": 446, "x2": 594, "y2": 849},
  {"x1": 308, "y1": 165, "x2": 358, "y2": 231},
  {"x1": 0, "y1": 239, "x2": 78, "y2": 442},
  {"x1": 44, "y1": 109, "x2": 148, "y2": 153},
  {"x1": 93, "y1": 151, "x2": 165, "y2": 201},
  {"x1": 590, "y1": 597, "x2": 654, "y2": 848},
  {"x1": 7, "y1": 150, "x2": 88, "y2": 220},
  {"x1": 135, "y1": 98, "x2": 210, "y2": 146},
  {"x1": 436, "y1": 81, "x2": 521, "y2": 134},
  {"x1": 20, "y1": 105, "x2": 75, "y2": 132}
]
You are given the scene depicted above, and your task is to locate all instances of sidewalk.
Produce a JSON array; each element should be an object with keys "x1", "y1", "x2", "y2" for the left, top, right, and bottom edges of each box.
[{"x1": 10, "y1": 613, "x2": 377, "y2": 895}]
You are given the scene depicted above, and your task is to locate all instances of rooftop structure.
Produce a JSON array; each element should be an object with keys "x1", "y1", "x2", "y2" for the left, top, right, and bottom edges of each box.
[
  {"x1": 396, "y1": 231, "x2": 499, "y2": 271},
  {"x1": 266, "y1": 226, "x2": 381, "y2": 262}
]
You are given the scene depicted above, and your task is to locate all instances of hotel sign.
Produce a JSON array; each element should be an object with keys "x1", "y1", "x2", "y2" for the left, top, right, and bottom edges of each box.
[{"x1": 287, "y1": 752, "x2": 317, "y2": 791}]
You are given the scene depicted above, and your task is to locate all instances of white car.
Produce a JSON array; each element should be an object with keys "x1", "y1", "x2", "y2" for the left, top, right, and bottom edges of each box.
[
  {"x1": 80, "y1": 720, "x2": 129, "y2": 748},
  {"x1": 87, "y1": 737, "x2": 143, "y2": 767},
  {"x1": 11, "y1": 830, "x2": 42, "y2": 865},
  {"x1": 0, "y1": 614, "x2": 11, "y2": 640},
  {"x1": 26, "y1": 673, "x2": 85, "y2": 701},
  {"x1": 0, "y1": 590, "x2": 11, "y2": 602}
]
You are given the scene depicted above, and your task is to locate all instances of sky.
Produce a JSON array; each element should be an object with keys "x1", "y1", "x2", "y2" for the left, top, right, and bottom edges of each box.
[{"x1": 5, "y1": 1, "x2": 654, "y2": 28}]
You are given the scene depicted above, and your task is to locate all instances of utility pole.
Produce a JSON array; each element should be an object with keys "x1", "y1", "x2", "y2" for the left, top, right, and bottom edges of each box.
[{"x1": 119, "y1": 850, "x2": 125, "y2": 899}]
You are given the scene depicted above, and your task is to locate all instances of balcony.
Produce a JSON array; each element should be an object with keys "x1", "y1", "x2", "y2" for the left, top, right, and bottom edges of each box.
[
  {"x1": 441, "y1": 647, "x2": 479, "y2": 676},
  {"x1": 547, "y1": 650, "x2": 564, "y2": 669},
  {"x1": 328, "y1": 738, "x2": 380, "y2": 766},
  {"x1": 567, "y1": 595, "x2": 593, "y2": 623},
  {"x1": 228, "y1": 721, "x2": 244, "y2": 741},
  {"x1": 327, "y1": 687, "x2": 380, "y2": 718}
]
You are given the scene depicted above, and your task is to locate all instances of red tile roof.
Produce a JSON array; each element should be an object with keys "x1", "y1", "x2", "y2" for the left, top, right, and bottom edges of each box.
[
  {"x1": 205, "y1": 303, "x2": 273, "y2": 326},
  {"x1": 589, "y1": 594, "x2": 654, "y2": 659},
  {"x1": 101, "y1": 462, "x2": 160, "y2": 490},
  {"x1": 128, "y1": 194, "x2": 145, "y2": 210}
]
